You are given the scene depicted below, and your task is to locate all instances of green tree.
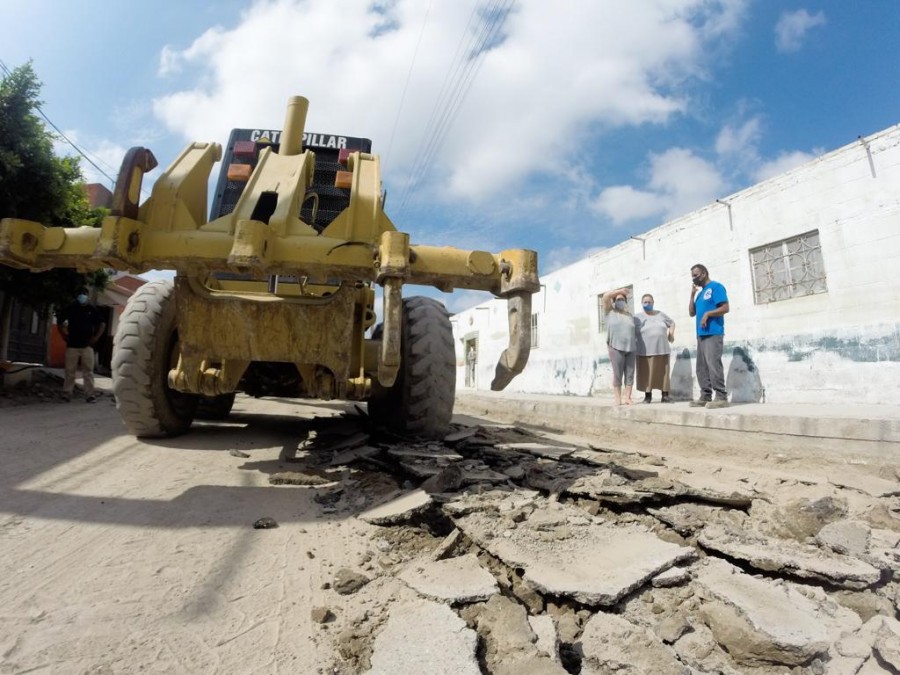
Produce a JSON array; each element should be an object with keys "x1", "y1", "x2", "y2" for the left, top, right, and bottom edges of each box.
[{"x1": 0, "y1": 62, "x2": 108, "y2": 360}]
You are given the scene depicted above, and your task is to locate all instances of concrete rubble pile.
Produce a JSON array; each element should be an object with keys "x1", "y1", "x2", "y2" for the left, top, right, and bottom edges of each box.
[{"x1": 286, "y1": 417, "x2": 900, "y2": 674}]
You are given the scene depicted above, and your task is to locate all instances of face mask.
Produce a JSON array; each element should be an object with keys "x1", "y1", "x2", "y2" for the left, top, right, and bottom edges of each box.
[
  {"x1": 614, "y1": 299, "x2": 626, "y2": 311},
  {"x1": 76, "y1": 294, "x2": 88, "y2": 304},
  {"x1": 642, "y1": 303, "x2": 653, "y2": 312},
  {"x1": 691, "y1": 276, "x2": 702, "y2": 286}
]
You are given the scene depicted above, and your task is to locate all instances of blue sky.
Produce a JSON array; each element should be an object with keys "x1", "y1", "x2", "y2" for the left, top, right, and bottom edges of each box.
[{"x1": 2, "y1": 0, "x2": 899, "y2": 312}]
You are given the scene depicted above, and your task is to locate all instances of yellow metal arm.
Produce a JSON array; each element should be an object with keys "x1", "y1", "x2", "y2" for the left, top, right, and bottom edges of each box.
[{"x1": 0, "y1": 95, "x2": 540, "y2": 393}]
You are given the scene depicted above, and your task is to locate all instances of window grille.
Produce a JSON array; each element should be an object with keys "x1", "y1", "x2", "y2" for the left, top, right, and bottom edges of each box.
[
  {"x1": 531, "y1": 313, "x2": 539, "y2": 349},
  {"x1": 750, "y1": 230, "x2": 827, "y2": 304}
]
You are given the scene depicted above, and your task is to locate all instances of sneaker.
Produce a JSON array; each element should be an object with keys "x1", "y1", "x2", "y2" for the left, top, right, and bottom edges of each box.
[
  {"x1": 642, "y1": 392, "x2": 652, "y2": 403},
  {"x1": 85, "y1": 395, "x2": 97, "y2": 404},
  {"x1": 706, "y1": 399, "x2": 729, "y2": 409},
  {"x1": 689, "y1": 399, "x2": 710, "y2": 407},
  {"x1": 660, "y1": 393, "x2": 671, "y2": 403}
]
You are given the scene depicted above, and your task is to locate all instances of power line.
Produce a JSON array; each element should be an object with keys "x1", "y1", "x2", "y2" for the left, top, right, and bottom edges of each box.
[
  {"x1": 382, "y1": 0, "x2": 434, "y2": 174},
  {"x1": 395, "y1": 0, "x2": 516, "y2": 217},
  {"x1": 395, "y1": 1, "x2": 485, "y2": 213},
  {"x1": 0, "y1": 57, "x2": 119, "y2": 189}
]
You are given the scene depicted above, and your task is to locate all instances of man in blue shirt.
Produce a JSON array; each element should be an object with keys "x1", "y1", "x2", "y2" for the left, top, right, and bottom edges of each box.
[{"x1": 687, "y1": 264, "x2": 730, "y2": 408}]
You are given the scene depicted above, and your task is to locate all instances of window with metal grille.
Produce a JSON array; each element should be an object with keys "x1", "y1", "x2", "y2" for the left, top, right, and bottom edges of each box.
[
  {"x1": 749, "y1": 230, "x2": 827, "y2": 304},
  {"x1": 531, "y1": 312, "x2": 540, "y2": 349}
]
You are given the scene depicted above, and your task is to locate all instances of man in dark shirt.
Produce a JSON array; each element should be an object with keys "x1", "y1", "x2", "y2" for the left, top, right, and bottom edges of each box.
[{"x1": 57, "y1": 286, "x2": 106, "y2": 402}]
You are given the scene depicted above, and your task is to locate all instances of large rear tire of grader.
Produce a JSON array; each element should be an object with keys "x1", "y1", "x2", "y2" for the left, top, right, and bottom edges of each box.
[
  {"x1": 368, "y1": 296, "x2": 456, "y2": 439},
  {"x1": 112, "y1": 280, "x2": 198, "y2": 437}
]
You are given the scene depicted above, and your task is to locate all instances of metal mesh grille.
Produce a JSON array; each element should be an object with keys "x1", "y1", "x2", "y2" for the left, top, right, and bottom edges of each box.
[
  {"x1": 750, "y1": 230, "x2": 827, "y2": 304},
  {"x1": 209, "y1": 130, "x2": 372, "y2": 233}
]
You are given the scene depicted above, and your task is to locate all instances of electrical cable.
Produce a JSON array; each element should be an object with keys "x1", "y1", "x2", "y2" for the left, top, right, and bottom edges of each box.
[
  {"x1": 0, "y1": 56, "x2": 119, "y2": 190},
  {"x1": 382, "y1": 0, "x2": 434, "y2": 174},
  {"x1": 395, "y1": 0, "x2": 515, "y2": 216}
]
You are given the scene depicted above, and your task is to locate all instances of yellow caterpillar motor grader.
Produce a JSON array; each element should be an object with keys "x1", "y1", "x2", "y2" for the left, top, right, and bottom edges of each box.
[{"x1": 0, "y1": 96, "x2": 538, "y2": 439}]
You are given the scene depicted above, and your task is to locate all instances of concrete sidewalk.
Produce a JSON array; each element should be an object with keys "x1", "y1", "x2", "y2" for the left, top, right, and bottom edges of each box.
[{"x1": 454, "y1": 390, "x2": 900, "y2": 445}]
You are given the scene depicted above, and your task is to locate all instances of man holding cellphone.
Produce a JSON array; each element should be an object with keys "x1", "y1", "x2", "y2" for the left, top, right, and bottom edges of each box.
[{"x1": 688, "y1": 264, "x2": 730, "y2": 408}]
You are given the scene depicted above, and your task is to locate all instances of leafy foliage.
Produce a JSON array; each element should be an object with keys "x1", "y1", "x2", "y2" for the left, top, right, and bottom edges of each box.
[{"x1": 0, "y1": 62, "x2": 109, "y2": 314}]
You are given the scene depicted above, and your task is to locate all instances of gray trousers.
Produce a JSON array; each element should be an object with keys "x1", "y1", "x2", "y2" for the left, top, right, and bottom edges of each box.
[
  {"x1": 696, "y1": 335, "x2": 726, "y2": 400},
  {"x1": 608, "y1": 346, "x2": 635, "y2": 387}
]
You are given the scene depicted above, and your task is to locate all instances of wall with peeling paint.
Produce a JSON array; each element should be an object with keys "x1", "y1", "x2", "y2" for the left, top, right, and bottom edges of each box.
[{"x1": 453, "y1": 124, "x2": 900, "y2": 404}]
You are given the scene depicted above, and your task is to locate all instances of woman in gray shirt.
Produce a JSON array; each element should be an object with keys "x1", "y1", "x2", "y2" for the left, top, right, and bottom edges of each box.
[
  {"x1": 602, "y1": 288, "x2": 637, "y2": 405},
  {"x1": 635, "y1": 293, "x2": 675, "y2": 403}
]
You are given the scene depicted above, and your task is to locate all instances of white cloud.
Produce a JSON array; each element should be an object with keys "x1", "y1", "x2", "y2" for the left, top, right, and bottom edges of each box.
[
  {"x1": 753, "y1": 149, "x2": 818, "y2": 181},
  {"x1": 593, "y1": 147, "x2": 725, "y2": 225},
  {"x1": 775, "y1": 9, "x2": 826, "y2": 53},
  {"x1": 151, "y1": 0, "x2": 747, "y2": 207},
  {"x1": 715, "y1": 117, "x2": 762, "y2": 157},
  {"x1": 542, "y1": 245, "x2": 606, "y2": 274},
  {"x1": 592, "y1": 185, "x2": 668, "y2": 225},
  {"x1": 650, "y1": 147, "x2": 726, "y2": 216},
  {"x1": 158, "y1": 45, "x2": 182, "y2": 76}
]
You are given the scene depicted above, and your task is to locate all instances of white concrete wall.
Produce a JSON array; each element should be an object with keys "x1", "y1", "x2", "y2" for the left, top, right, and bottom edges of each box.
[{"x1": 453, "y1": 125, "x2": 900, "y2": 404}]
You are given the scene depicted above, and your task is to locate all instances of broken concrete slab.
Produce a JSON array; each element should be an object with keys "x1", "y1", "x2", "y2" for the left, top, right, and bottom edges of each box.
[
  {"x1": 326, "y1": 430, "x2": 371, "y2": 452},
  {"x1": 750, "y1": 493, "x2": 849, "y2": 541},
  {"x1": 330, "y1": 444, "x2": 380, "y2": 466},
  {"x1": 828, "y1": 472, "x2": 900, "y2": 497},
  {"x1": 460, "y1": 465, "x2": 510, "y2": 484},
  {"x1": 579, "y1": 612, "x2": 686, "y2": 675},
  {"x1": 359, "y1": 489, "x2": 432, "y2": 525},
  {"x1": 651, "y1": 566, "x2": 692, "y2": 588},
  {"x1": 442, "y1": 489, "x2": 540, "y2": 517},
  {"x1": 831, "y1": 616, "x2": 900, "y2": 675},
  {"x1": 667, "y1": 470, "x2": 759, "y2": 507},
  {"x1": 494, "y1": 442, "x2": 577, "y2": 460},
  {"x1": 398, "y1": 554, "x2": 498, "y2": 605},
  {"x1": 388, "y1": 445, "x2": 464, "y2": 461},
  {"x1": 648, "y1": 503, "x2": 748, "y2": 535},
  {"x1": 671, "y1": 623, "x2": 744, "y2": 675},
  {"x1": 816, "y1": 519, "x2": 872, "y2": 556},
  {"x1": 698, "y1": 524, "x2": 882, "y2": 589},
  {"x1": 452, "y1": 501, "x2": 694, "y2": 606},
  {"x1": 654, "y1": 615, "x2": 691, "y2": 644},
  {"x1": 569, "y1": 448, "x2": 615, "y2": 466},
  {"x1": 429, "y1": 528, "x2": 464, "y2": 562},
  {"x1": 528, "y1": 615, "x2": 559, "y2": 662},
  {"x1": 873, "y1": 616, "x2": 900, "y2": 671},
  {"x1": 365, "y1": 599, "x2": 480, "y2": 675},
  {"x1": 397, "y1": 459, "x2": 445, "y2": 479},
  {"x1": 443, "y1": 426, "x2": 481, "y2": 443},
  {"x1": 694, "y1": 558, "x2": 861, "y2": 666},
  {"x1": 460, "y1": 595, "x2": 567, "y2": 675},
  {"x1": 564, "y1": 471, "x2": 657, "y2": 505}
]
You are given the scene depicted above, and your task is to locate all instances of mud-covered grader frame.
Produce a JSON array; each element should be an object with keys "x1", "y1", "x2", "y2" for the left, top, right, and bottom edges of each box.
[{"x1": 0, "y1": 96, "x2": 539, "y2": 439}]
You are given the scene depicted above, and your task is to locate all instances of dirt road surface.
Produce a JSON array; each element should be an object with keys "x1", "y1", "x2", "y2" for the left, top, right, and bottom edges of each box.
[{"x1": 2, "y1": 382, "x2": 899, "y2": 674}]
